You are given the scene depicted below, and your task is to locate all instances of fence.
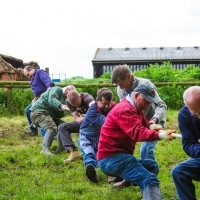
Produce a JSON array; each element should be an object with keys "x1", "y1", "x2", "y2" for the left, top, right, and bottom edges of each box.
[
  {"x1": 1, "y1": 81, "x2": 200, "y2": 113},
  {"x1": 1, "y1": 81, "x2": 200, "y2": 88}
]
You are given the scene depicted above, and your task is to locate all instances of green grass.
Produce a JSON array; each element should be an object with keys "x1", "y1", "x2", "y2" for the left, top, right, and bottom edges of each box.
[{"x1": 0, "y1": 110, "x2": 199, "y2": 200}]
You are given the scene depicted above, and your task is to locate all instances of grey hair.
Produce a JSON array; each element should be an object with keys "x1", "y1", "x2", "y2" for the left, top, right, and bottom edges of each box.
[{"x1": 183, "y1": 86, "x2": 200, "y2": 106}]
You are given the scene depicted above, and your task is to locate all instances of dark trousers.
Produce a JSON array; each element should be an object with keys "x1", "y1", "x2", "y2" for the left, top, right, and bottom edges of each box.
[
  {"x1": 171, "y1": 158, "x2": 200, "y2": 200},
  {"x1": 58, "y1": 121, "x2": 80, "y2": 152}
]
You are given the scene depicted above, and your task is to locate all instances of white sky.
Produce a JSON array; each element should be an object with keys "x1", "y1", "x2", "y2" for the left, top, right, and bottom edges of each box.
[{"x1": 0, "y1": 0, "x2": 200, "y2": 78}]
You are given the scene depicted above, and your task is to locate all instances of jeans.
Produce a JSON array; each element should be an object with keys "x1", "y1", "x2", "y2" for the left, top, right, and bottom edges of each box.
[
  {"x1": 140, "y1": 140, "x2": 158, "y2": 160},
  {"x1": 171, "y1": 158, "x2": 200, "y2": 200},
  {"x1": 25, "y1": 103, "x2": 46, "y2": 136},
  {"x1": 98, "y1": 153, "x2": 159, "y2": 191},
  {"x1": 25, "y1": 103, "x2": 38, "y2": 133},
  {"x1": 78, "y1": 134, "x2": 98, "y2": 168}
]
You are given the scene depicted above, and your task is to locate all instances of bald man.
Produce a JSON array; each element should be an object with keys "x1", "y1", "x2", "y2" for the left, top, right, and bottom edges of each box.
[{"x1": 171, "y1": 86, "x2": 200, "y2": 200}]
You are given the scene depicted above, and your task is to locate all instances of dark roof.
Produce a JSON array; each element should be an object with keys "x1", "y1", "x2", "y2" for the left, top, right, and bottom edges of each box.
[{"x1": 92, "y1": 46, "x2": 200, "y2": 62}]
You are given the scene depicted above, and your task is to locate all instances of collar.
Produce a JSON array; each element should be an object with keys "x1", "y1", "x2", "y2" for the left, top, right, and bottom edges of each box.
[
  {"x1": 126, "y1": 94, "x2": 136, "y2": 109},
  {"x1": 125, "y1": 75, "x2": 139, "y2": 94}
]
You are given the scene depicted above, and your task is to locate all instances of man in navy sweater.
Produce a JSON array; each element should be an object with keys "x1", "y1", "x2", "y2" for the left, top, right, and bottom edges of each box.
[
  {"x1": 78, "y1": 88, "x2": 115, "y2": 183},
  {"x1": 23, "y1": 66, "x2": 55, "y2": 136},
  {"x1": 172, "y1": 86, "x2": 200, "y2": 200}
]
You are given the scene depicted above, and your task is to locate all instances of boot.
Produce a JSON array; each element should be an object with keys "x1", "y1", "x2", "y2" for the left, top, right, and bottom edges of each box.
[
  {"x1": 64, "y1": 149, "x2": 82, "y2": 163},
  {"x1": 86, "y1": 164, "x2": 99, "y2": 183},
  {"x1": 40, "y1": 148, "x2": 54, "y2": 156},
  {"x1": 41, "y1": 130, "x2": 55, "y2": 155},
  {"x1": 24, "y1": 129, "x2": 38, "y2": 136},
  {"x1": 113, "y1": 179, "x2": 132, "y2": 188},
  {"x1": 143, "y1": 185, "x2": 161, "y2": 200},
  {"x1": 108, "y1": 176, "x2": 123, "y2": 184}
]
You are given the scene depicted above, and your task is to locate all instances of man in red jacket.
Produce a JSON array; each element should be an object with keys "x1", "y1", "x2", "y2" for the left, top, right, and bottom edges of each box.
[{"x1": 97, "y1": 84, "x2": 177, "y2": 200}]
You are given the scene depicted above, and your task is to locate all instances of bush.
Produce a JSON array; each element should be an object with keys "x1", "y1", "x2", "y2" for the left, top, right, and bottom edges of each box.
[
  {"x1": 0, "y1": 88, "x2": 33, "y2": 116},
  {"x1": 0, "y1": 62, "x2": 200, "y2": 115}
]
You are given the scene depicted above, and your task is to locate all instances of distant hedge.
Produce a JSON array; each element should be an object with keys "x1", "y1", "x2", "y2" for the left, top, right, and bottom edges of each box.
[{"x1": 0, "y1": 62, "x2": 199, "y2": 116}]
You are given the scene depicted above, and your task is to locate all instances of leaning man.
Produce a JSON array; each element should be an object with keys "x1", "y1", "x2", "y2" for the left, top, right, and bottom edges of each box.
[
  {"x1": 30, "y1": 86, "x2": 69, "y2": 156},
  {"x1": 172, "y1": 86, "x2": 200, "y2": 200},
  {"x1": 97, "y1": 85, "x2": 177, "y2": 200}
]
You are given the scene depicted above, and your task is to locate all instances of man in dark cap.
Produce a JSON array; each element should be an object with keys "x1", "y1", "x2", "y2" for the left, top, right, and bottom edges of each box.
[{"x1": 97, "y1": 85, "x2": 179, "y2": 200}]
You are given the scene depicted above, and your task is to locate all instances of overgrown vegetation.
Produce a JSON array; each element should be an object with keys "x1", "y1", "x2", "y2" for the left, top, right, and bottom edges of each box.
[
  {"x1": 0, "y1": 62, "x2": 200, "y2": 116},
  {"x1": 0, "y1": 62, "x2": 200, "y2": 199},
  {"x1": 1, "y1": 110, "x2": 200, "y2": 200}
]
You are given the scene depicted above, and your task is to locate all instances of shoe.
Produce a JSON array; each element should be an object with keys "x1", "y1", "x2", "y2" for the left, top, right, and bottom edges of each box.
[
  {"x1": 113, "y1": 179, "x2": 132, "y2": 188},
  {"x1": 86, "y1": 164, "x2": 98, "y2": 183},
  {"x1": 40, "y1": 148, "x2": 54, "y2": 156},
  {"x1": 56, "y1": 146, "x2": 65, "y2": 154},
  {"x1": 24, "y1": 129, "x2": 38, "y2": 136},
  {"x1": 108, "y1": 176, "x2": 123, "y2": 184},
  {"x1": 64, "y1": 149, "x2": 82, "y2": 163}
]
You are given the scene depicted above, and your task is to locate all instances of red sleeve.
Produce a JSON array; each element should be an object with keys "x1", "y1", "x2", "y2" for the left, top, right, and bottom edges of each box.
[{"x1": 117, "y1": 106, "x2": 159, "y2": 142}]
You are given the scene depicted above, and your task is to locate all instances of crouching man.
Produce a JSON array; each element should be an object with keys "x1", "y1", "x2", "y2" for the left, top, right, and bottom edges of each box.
[
  {"x1": 30, "y1": 86, "x2": 69, "y2": 156},
  {"x1": 97, "y1": 85, "x2": 177, "y2": 200},
  {"x1": 78, "y1": 88, "x2": 115, "y2": 183}
]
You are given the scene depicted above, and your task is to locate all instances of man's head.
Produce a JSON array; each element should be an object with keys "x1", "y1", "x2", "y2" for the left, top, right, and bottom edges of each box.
[
  {"x1": 131, "y1": 84, "x2": 156, "y2": 113},
  {"x1": 63, "y1": 85, "x2": 76, "y2": 99},
  {"x1": 111, "y1": 64, "x2": 133, "y2": 90},
  {"x1": 183, "y1": 86, "x2": 200, "y2": 118},
  {"x1": 23, "y1": 66, "x2": 35, "y2": 79},
  {"x1": 96, "y1": 88, "x2": 113, "y2": 112},
  {"x1": 67, "y1": 90, "x2": 81, "y2": 107}
]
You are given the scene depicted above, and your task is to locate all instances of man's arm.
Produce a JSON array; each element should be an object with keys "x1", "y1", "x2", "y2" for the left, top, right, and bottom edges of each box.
[
  {"x1": 151, "y1": 86, "x2": 167, "y2": 122},
  {"x1": 117, "y1": 86, "x2": 127, "y2": 101},
  {"x1": 178, "y1": 107, "x2": 200, "y2": 158},
  {"x1": 38, "y1": 70, "x2": 55, "y2": 88},
  {"x1": 71, "y1": 111, "x2": 84, "y2": 124}
]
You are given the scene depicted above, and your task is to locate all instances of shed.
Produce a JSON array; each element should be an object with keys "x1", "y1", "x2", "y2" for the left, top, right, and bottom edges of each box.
[{"x1": 92, "y1": 46, "x2": 200, "y2": 78}]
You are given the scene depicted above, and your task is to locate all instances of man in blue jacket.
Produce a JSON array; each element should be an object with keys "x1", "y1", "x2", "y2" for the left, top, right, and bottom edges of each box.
[
  {"x1": 78, "y1": 88, "x2": 115, "y2": 183},
  {"x1": 172, "y1": 86, "x2": 200, "y2": 200},
  {"x1": 23, "y1": 66, "x2": 55, "y2": 136}
]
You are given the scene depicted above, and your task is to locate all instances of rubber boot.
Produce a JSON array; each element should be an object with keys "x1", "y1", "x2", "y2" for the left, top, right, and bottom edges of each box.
[
  {"x1": 142, "y1": 185, "x2": 161, "y2": 200},
  {"x1": 40, "y1": 130, "x2": 55, "y2": 155}
]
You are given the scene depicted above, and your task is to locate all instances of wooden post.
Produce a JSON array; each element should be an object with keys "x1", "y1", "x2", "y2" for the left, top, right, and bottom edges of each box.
[
  {"x1": 45, "y1": 68, "x2": 49, "y2": 75},
  {"x1": 7, "y1": 88, "x2": 12, "y2": 112}
]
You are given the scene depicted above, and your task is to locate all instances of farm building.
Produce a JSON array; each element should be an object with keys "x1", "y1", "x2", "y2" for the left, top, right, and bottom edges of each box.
[
  {"x1": 0, "y1": 54, "x2": 40, "y2": 81},
  {"x1": 92, "y1": 46, "x2": 200, "y2": 78}
]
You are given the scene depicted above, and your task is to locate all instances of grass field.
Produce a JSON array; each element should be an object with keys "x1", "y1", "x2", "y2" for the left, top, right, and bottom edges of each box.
[{"x1": 0, "y1": 110, "x2": 199, "y2": 200}]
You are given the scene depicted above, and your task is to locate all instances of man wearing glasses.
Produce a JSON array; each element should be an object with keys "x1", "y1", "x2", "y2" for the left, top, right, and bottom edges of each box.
[{"x1": 172, "y1": 86, "x2": 200, "y2": 200}]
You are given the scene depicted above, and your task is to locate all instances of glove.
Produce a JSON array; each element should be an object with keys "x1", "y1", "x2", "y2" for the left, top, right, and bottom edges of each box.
[
  {"x1": 150, "y1": 124, "x2": 163, "y2": 131},
  {"x1": 158, "y1": 130, "x2": 177, "y2": 140},
  {"x1": 171, "y1": 133, "x2": 182, "y2": 138}
]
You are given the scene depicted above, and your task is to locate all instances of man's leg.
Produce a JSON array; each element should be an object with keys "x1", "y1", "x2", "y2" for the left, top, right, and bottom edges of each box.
[
  {"x1": 140, "y1": 140, "x2": 158, "y2": 160},
  {"x1": 24, "y1": 103, "x2": 38, "y2": 135},
  {"x1": 30, "y1": 110, "x2": 57, "y2": 155},
  {"x1": 58, "y1": 121, "x2": 82, "y2": 162},
  {"x1": 171, "y1": 158, "x2": 200, "y2": 200},
  {"x1": 58, "y1": 121, "x2": 80, "y2": 152},
  {"x1": 98, "y1": 153, "x2": 161, "y2": 200},
  {"x1": 78, "y1": 134, "x2": 98, "y2": 183}
]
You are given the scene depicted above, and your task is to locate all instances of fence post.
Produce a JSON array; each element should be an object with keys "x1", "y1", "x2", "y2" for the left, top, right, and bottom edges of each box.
[{"x1": 7, "y1": 88, "x2": 12, "y2": 113}]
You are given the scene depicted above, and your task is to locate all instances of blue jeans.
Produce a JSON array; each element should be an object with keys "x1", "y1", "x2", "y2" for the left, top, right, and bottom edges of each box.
[
  {"x1": 98, "y1": 153, "x2": 159, "y2": 191},
  {"x1": 25, "y1": 103, "x2": 46, "y2": 136},
  {"x1": 78, "y1": 134, "x2": 98, "y2": 168},
  {"x1": 140, "y1": 140, "x2": 158, "y2": 160},
  {"x1": 171, "y1": 158, "x2": 200, "y2": 200}
]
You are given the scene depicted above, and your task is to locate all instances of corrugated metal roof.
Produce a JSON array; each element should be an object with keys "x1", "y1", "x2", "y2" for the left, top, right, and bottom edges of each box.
[{"x1": 92, "y1": 46, "x2": 200, "y2": 61}]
